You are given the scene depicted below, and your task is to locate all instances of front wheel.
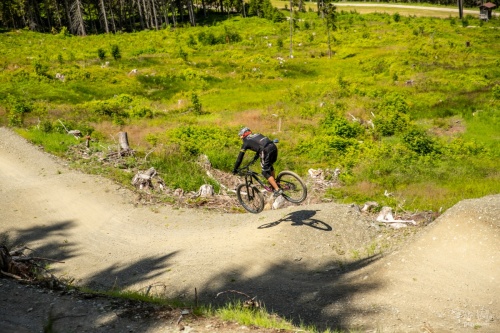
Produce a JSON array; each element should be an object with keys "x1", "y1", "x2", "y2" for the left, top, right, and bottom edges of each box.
[
  {"x1": 276, "y1": 171, "x2": 307, "y2": 204},
  {"x1": 236, "y1": 183, "x2": 265, "y2": 214}
]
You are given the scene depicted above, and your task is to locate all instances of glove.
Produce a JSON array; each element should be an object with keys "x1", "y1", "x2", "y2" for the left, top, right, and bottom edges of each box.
[{"x1": 232, "y1": 169, "x2": 238, "y2": 175}]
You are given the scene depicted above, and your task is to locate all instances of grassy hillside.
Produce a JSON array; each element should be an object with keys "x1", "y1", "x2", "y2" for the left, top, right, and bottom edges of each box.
[{"x1": 1, "y1": 8, "x2": 499, "y2": 212}]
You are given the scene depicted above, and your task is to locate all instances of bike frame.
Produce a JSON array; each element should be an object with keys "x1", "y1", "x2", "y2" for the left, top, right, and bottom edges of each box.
[{"x1": 239, "y1": 160, "x2": 273, "y2": 193}]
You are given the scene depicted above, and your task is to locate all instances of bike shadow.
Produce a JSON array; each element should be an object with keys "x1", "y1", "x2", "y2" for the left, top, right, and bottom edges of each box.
[{"x1": 258, "y1": 210, "x2": 332, "y2": 231}]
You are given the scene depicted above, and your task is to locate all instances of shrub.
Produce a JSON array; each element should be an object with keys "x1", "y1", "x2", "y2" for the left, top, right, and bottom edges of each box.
[
  {"x1": 493, "y1": 85, "x2": 500, "y2": 100},
  {"x1": 191, "y1": 92, "x2": 202, "y2": 115},
  {"x1": 320, "y1": 109, "x2": 364, "y2": 139},
  {"x1": 58, "y1": 26, "x2": 70, "y2": 37},
  {"x1": 175, "y1": 47, "x2": 188, "y2": 61},
  {"x1": 277, "y1": 38, "x2": 283, "y2": 49},
  {"x1": 40, "y1": 120, "x2": 53, "y2": 133},
  {"x1": 167, "y1": 126, "x2": 237, "y2": 159},
  {"x1": 198, "y1": 31, "x2": 220, "y2": 45},
  {"x1": 97, "y1": 48, "x2": 106, "y2": 60},
  {"x1": 129, "y1": 106, "x2": 153, "y2": 119},
  {"x1": 33, "y1": 60, "x2": 49, "y2": 77},
  {"x1": 402, "y1": 127, "x2": 437, "y2": 155},
  {"x1": 374, "y1": 93, "x2": 411, "y2": 136},
  {"x1": 111, "y1": 44, "x2": 121, "y2": 60},
  {"x1": 7, "y1": 95, "x2": 32, "y2": 127},
  {"x1": 187, "y1": 34, "x2": 197, "y2": 47}
]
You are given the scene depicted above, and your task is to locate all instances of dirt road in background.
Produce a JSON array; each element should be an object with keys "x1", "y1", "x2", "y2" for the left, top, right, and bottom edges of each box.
[{"x1": 0, "y1": 127, "x2": 499, "y2": 333}]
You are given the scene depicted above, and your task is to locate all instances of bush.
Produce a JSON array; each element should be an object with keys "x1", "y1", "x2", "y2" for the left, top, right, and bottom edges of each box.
[
  {"x1": 97, "y1": 48, "x2": 106, "y2": 60},
  {"x1": 111, "y1": 44, "x2": 121, "y2": 60},
  {"x1": 374, "y1": 93, "x2": 411, "y2": 136},
  {"x1": 198, "y1": 31, "x2": 220, "y2": 45},
  {"x1": 493, "y1": 85, "x2": 500, "y2": 100},
  {"x1": 320, "y1": 108, "x2": 364, "y2": 139},
  {"x1": 7, "y1": 95, "x2": 32, "y2": 127},
  {"x1": 167, "y1": 126, "x2": 237, "y2": 159},
  {"x1": 149, "y1": 151, "x2": 220, "y2": 192},
  {"x1": 402, "y1": 127, "x2": 437, "y2": 155}
]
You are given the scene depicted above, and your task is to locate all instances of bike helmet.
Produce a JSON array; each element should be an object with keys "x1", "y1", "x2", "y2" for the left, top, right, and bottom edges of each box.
[{"x1": 238, "y1": 127, "x2": 251, "y2": 137}]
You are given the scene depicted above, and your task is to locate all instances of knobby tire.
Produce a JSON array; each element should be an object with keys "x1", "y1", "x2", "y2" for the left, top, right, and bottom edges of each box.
[
  {"x1": 277, "y1": 171, "x2": 307, "y2": 204},
  {"x1": 236, "y1": 183, "x2": 265, "y2": 214}
]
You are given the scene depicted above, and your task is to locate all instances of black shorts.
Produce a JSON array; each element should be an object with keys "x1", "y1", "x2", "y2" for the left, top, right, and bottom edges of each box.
[{"x1": 260, "y1": 144, "x2": 278, "y2": 177}]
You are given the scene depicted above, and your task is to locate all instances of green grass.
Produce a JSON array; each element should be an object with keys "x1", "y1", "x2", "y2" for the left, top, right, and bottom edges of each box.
[
  {"x1": 16, "y1": 129, "x2": 78, "y2": 156},
  {"x1": 1, "y1": 8, "x2": 499, "y2": 212},
  {"x1": 212, "y1": 301, "x2": 298, "y2": 331},
  {"x1": 76, "y1": 286, "x2": 348, "y2": 332}
]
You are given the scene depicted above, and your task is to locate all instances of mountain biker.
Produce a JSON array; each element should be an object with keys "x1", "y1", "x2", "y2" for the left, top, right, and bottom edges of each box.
[{"x1": 232, "y1": 127, "x2": 283, "y2": 197}]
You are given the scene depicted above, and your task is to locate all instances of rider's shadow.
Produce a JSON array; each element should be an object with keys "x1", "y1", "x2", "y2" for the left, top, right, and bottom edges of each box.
[{"x1": 258, "y1": 210, "x2": 332, "y2": 231}]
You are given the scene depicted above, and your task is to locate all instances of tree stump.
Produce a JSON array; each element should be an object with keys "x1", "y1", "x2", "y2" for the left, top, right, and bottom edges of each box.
[
  {"x1": 119, "y1": 132, "x2": 130, "y2": 151},
  {"x1": 199, "y1": 184, "x2": 214, "y2": 197}
]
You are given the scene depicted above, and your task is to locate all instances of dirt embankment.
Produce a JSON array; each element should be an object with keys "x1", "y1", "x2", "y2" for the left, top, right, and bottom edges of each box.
[{"x1": 0, "y1": 127, "x2": 499, "y2": 333}]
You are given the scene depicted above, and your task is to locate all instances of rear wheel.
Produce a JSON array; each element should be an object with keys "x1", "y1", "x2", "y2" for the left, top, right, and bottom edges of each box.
[
  {"x1": 276, "y1": 171, "x2": 307, "y2": 204},
  {"x1": 236, "y1": 184, "x2": 265, "y2": 214}
]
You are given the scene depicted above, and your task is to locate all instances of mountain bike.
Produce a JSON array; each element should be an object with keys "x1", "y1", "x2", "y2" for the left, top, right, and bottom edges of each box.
[{"x1": 235, "y1": 159, "x2": 307, "y2": 214}]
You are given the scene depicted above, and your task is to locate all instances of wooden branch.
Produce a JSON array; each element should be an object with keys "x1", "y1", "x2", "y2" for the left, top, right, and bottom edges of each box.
[
  {"x1": 0, "y1": 269, "x2": 23, "y2": 280},
  {"x1": 11, "y1": 256, "x2": 65, "y2": 264}
]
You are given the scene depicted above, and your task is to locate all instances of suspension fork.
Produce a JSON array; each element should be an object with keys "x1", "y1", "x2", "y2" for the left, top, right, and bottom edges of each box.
[{"x1": 244, "y1": 174, "x2": 254, "y2": 198}]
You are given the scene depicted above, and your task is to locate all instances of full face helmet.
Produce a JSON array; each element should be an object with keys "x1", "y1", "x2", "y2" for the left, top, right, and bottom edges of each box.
[{"x1": 238, "y1": 127, "x2": 251, "y2": 138}]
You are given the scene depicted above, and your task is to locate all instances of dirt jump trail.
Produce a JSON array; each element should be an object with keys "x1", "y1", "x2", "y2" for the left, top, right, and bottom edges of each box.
[{"x1": 0, "y1": 127, "x2": 499, "y2": 333}]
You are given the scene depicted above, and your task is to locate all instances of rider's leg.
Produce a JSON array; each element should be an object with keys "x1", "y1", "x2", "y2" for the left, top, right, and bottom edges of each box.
[
  {"x1": 267, "y1": 174, "x2": 279, "y2": 191},
  {"x1": 262, "y1": 145, "x2": 280, "y2": 191}
]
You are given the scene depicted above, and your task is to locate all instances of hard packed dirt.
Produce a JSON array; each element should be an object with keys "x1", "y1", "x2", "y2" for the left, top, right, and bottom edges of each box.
[{"x1": 0, "y1": 127, "x2": 499, "y2": 333}]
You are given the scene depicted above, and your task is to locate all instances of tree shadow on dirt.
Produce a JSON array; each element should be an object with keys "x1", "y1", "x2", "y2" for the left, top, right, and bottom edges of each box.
[
  {"x1": 258, "y1": 209, "x2": 332, "y2": 231},
  {"x1": 0, "y1": 218, "x2": 381, "y2": 332},
  {"x1": 0, "y1": 220, "x2": 79, "y2": 262},
  {"x1": 198, "y1": 254, "x2": 381, "y2": 331},
  {"x1": 0, "y1": 222, "x2": 182, "y2": 332},
  {"x1": 83, "y1": 251, "x2": 179, "y2": 291}
]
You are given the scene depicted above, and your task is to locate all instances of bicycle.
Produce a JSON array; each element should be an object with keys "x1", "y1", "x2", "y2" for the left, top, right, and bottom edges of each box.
[{"x1": 235, "y1": 159, "x2": 307, "y2": 214}]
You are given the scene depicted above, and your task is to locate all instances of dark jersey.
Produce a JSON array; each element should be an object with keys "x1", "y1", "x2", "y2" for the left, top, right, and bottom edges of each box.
[{"x1": 233, "y1": 133, "x2": 274, "y2": 171}]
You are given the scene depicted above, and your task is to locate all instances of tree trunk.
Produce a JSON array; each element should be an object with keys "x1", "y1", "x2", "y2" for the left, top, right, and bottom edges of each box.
[
  {"x1": 135, "y1": 0, "x2": 145, "y2": 29},
  {"x1": 53, "y1": 0, "x2": 63, "y2": 28},
  {"x1": 151, "y1": 0, "x2": 159, "y2": 30},
  {"x1": 64, "y1": 0, "x2": 73, "y2": 32},
  {"x1": 108, "y1": 0, "x2": 117, "y2": 33},
  {"x1": 100, "y1": 0, "x2": 109, "y2": 33},
  {"x1": 186, "y1": 0, "x2": 195, "y2": 26},
  {"x1": 71, "y1": 0, "x2": 86, "y2": 36},
  {"x1": 162, "y1": 0, "x2": 170, "y2": 27}
]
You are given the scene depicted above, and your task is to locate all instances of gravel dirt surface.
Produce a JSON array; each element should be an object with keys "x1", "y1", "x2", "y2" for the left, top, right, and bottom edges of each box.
[{"x1": 0, "y1": 127, "x2": 499, "y2": 333}]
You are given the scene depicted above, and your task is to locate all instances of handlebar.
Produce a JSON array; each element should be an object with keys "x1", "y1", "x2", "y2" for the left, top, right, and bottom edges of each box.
[{"x1": 236, "y1": 159, "x2": 259, "y2": 176}]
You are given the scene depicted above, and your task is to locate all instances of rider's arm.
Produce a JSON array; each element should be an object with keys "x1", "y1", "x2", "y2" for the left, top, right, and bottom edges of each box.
[{"x1": 233, "y1": 149, "x2": 246, "y2": 173}]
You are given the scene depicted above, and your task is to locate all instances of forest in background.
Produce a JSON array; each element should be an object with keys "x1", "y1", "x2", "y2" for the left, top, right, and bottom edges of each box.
[{"x1": 0, "y1": 0, "x2": 494, "y2": 34}]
